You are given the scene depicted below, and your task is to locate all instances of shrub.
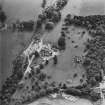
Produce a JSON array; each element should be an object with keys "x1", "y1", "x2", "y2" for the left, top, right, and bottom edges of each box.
[{"x1": 73, "y1": 73, "x2": 78, "y2": 78}]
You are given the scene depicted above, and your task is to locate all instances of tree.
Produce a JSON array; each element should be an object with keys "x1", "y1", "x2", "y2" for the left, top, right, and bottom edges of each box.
[
  {"x1": 53, "y1": 55, "x2": 58, "y2": 65},
  {"x1": 0, "y1": 10, "x2": 7, "y2": 24},
  {"x1": 35, "y1": 19, "x2": 42, "y2": 31},
  {"x1": 58, "y1": 36, "x2": 66, "y2": 50},
  {"x1": 34, "y1": 51, "x2": 40, "y2": 58},
  {"x1": 82, "y1": 59, "x2": 90, "y2": 67},
  {"x1": 0, "y1": 5, "x2": 6, "y2": 24},
  {"x1": 62, "y1": 83, "x2": 67, "y2": 89},
  {"x1": 38, "y1": 73, "x2": 46, "y2": 81},
  {"x1": 41, "y1": 0, "x2": 46, "y2": 8},
  {"x1": 39, "y1": 64, "x2": 44, "y2": 69},
  {"x1": 89, "y1": 77, "x2": 97, "y2": 87},
  {"x1": 90, "y1": 91, "x2": 101, "y2": 102},
  {"x1": 80, "y1": 79, "x2": 83, "y2": 83},
  {"x1": 52, "y1": 11, "x2": 61, "y2": 23},
  {"x1": 45, "y1": 60, "x2": 49, "y2": 65},
  {"x1": 35, "y1": 68, "x2": 41, "y2": 74},
  {"x1": 82, "y1": 74, "x2": 85, "y2": 78},
  {"x1": 73, "y1": 73, "x2": 78, "y2": 78},
  {"x1": 95, "y1": 74, "x2": 102, "y2": 82},
  {"x1": 56, "y1": 0, "x2": 68, "y2": 11},
  {"x1": 45, "y1": 22, "x2": 54, "y2": 31}
]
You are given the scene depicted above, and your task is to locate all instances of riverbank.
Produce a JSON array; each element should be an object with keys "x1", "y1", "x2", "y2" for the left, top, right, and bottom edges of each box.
[
  {"x1": 28, "y1": 96, "x2": 93, "y2": 105},
  {"x1": 0, "y1": 31, "x2": 33, "y2": 89}
]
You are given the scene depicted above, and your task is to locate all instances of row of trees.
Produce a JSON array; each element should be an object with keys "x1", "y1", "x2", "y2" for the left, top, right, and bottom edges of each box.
[
  {"x1": 63, "y1": 87, "x2": 101, "y2": 102},
  {"x1": 64, "y1": 14, "x2": 105, "y2": 37},
  {"x1": 11, "y1": 20, "x2": 34, "y2": 32}
]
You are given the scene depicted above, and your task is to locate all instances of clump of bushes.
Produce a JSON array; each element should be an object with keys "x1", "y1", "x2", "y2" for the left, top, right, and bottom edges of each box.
[{"x1": 56, "y1": 0, "x2": 68, "y2": 11}]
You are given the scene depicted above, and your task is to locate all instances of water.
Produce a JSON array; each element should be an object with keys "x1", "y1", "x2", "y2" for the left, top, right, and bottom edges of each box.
[
  {"x1": 79, "y1": 1, "x2": 105, "y2": 16},
  {"x1": 3, "y1": 0, "x2": 42, "y2": 22}
]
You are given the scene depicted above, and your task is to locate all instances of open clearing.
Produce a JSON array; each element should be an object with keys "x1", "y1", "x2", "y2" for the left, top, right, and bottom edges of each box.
[{"x1": 42, "y1": 25, "x2": 91, "y2": 87}]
